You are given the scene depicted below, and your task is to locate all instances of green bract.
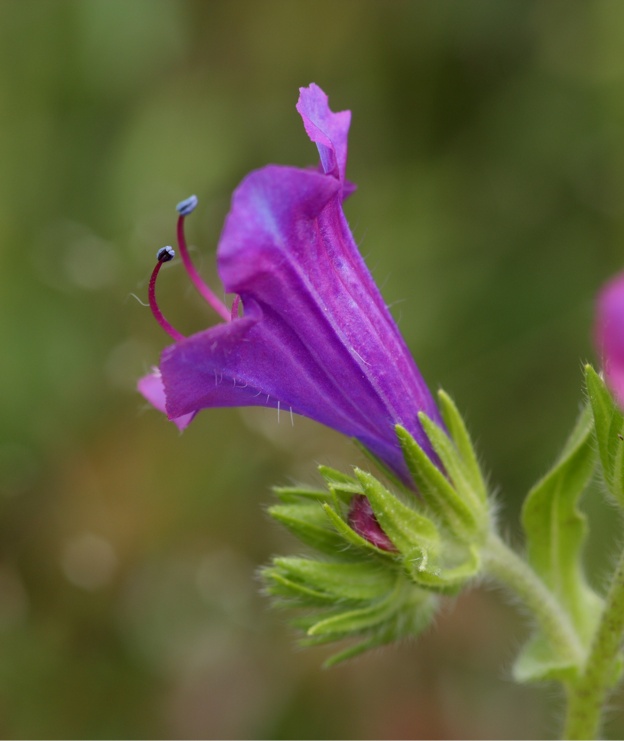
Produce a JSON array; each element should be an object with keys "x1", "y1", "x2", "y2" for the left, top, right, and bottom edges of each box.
[
  {"x1": 585, "y1": 364, "x2": 624, "y2": 507},
  {"x1": 514, "y1": 405, "x2": 601, "y2": 683},
  {"x1": 263, "y1": 471, "x2": 438, "y2": 666},
  {"x1": 262, "y1": 389, "x2": 492, "y2": 664}
]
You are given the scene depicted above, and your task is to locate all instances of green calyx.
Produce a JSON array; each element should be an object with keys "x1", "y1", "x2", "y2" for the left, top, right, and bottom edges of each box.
[
  {"x1": 262, "y1": 388, "x2": 494, "y2": 665},
  {"x1": 263, "y1": 472, "x2": 438, "y2": 666},
  {"x1": 397, "y1": 390, "x2": 490, "y2": 546}
]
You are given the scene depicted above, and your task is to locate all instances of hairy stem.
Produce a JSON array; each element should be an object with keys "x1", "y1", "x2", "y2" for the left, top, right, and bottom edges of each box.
[
  {"x1": 563, "y1": 543, "x2": 624, "y2": 739},
  {"x1": 482, "y1": 532, "x2": 584, "y2": 666}
]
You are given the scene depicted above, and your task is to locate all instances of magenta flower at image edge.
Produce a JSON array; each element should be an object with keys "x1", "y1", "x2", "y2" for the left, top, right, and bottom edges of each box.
[
  {"x1": 596, "y1": 270, "x2": 624, "y2": 409},
  {"x1": 139, "y1": 83, "x2": 442, "y2": 545}
]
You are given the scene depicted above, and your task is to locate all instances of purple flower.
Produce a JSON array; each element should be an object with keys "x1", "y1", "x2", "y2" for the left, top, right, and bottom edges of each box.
[
  {"x1": 139, "y1": 83, "x2": 441, "y2": 483},
  {"x1": 596, "y1": 270, "x2": 624, "y2": 409}
]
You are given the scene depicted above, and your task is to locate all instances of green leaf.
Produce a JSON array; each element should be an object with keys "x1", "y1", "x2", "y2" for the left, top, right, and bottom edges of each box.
[
  {"x1": 263, "y1": 570, "x2": 338, "y2": 605},
  {"x1": 263, "y1": 552, "x2": 438, "y2": 667},
  {"x1": 585, "y1": 364, "x2": 624, "y2": 507},
  {"x1": 302, "y1": 588, "x2": 436, "y2": 667},
  {"x1": 318, "y1": 466, "x2": 361, "y2": 493},
  {"x1": 268, "y1": 503, "x2": 348, "y2": 555},
  {"x1": 396, "y1": 425, "x2": 478, "y2": 540},
  {"x1": 305, "y1": 577, "x2": 438, "y2": 667},
  {"x1": 406, "y1": 543, "x2": 481, "y2": 593},
  {"x1": 272, "y1": 557, "x2": 396, "y2": 601},
  {"x1": 354, "y1": 469, "x2": 440, "y2": 561},
  {"x1": 263, "y1": 464, "x2": 444, "y2": 667},
  {"x1": 513, "y1": 633, "x2": 580, "y2": 684},
  {"x1": 321, "y1": 636, "x2": 388, "y2": 668},
  {"x1": 273, "y1": 485, "x2": 333, "y2": 503},
  {"x1": 521, "y1": 405, "x2": 600, "y2": 641},
  {"x1": 515, "y1": 404, "x2": 602, "y2": 682},
  {"x1": 437, "y1": 389, "x2": 487, "y2": 504},
  {"x1": 307, "y1": 586, "x2": 402, "y2": 637},
  {"x1": 418, "y1": 412, "x2": 487, "y2": 528},
  {"x1": 318, "y1": 466, "x2": 363, "y2": 503},
  {"x1": 353, "y1": 470, "x2": 479, "y2": 591}
]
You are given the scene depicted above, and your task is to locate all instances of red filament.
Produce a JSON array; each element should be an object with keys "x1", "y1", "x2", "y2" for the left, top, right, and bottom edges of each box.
[
  {"x1": 176, "y1": 215, "x2": 231, "y2": 323},
  {"x1": 148, "y1": 250, "x2": 185, "y2": 342}
]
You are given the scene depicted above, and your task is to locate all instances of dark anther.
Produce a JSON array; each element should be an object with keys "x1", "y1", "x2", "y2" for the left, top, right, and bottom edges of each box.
[{"x1": 157, "y1": 246, "x2": 175, "y2": 263}]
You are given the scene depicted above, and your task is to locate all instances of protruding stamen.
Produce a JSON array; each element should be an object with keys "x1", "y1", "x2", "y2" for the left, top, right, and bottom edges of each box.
[
  {"x1": 157, "y1": 245, "x2": 175, "y2": 263},
  {"x1": 176, "y1": 195, "x2": 198, "y2": 217},
  {"x1": 175, "y1": 195, "x2": 231, "y2": 323},
  {"x1": 148, "y1": 246, "x2": 185, "y2": 342}
]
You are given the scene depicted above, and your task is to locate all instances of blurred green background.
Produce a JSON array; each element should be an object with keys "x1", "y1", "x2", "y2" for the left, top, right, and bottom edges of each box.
[{"x1": 1, "y1": 0, "x2": 624, "y2": 737}]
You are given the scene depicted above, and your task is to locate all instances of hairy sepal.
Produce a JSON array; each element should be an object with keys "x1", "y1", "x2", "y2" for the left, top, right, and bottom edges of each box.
[{"x1": 263, "y1": 468, "x2": 441, "y2": 665}]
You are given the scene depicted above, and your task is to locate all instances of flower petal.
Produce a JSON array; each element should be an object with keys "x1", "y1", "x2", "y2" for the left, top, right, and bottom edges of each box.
[
  {"x1": 138, "y1": 369, "x2": 195, "y2": 430},
  {"x1": 596, "y1": 271, "x2": 624, "y2": 408},
  {"x1": 161, "y1": 162, "x2": 441, "y2": 481},
  {"x1": 348, "y1": 494, "x2": 396, "y2": 551},
  {"x1": 296, "y1": 83, "x2": 351, "y2": 184},
  {"x1": 142, "y1": 83, "x2": 442, "y2": 484}
]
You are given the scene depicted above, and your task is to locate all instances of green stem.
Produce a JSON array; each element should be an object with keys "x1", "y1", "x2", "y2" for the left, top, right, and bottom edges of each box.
[
  {"x1": 563, "y1": 543, "x2": 624, "y2": 740},
  {"x1": 482, "y1": 532, "x2": 584, "y2": 666}
]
